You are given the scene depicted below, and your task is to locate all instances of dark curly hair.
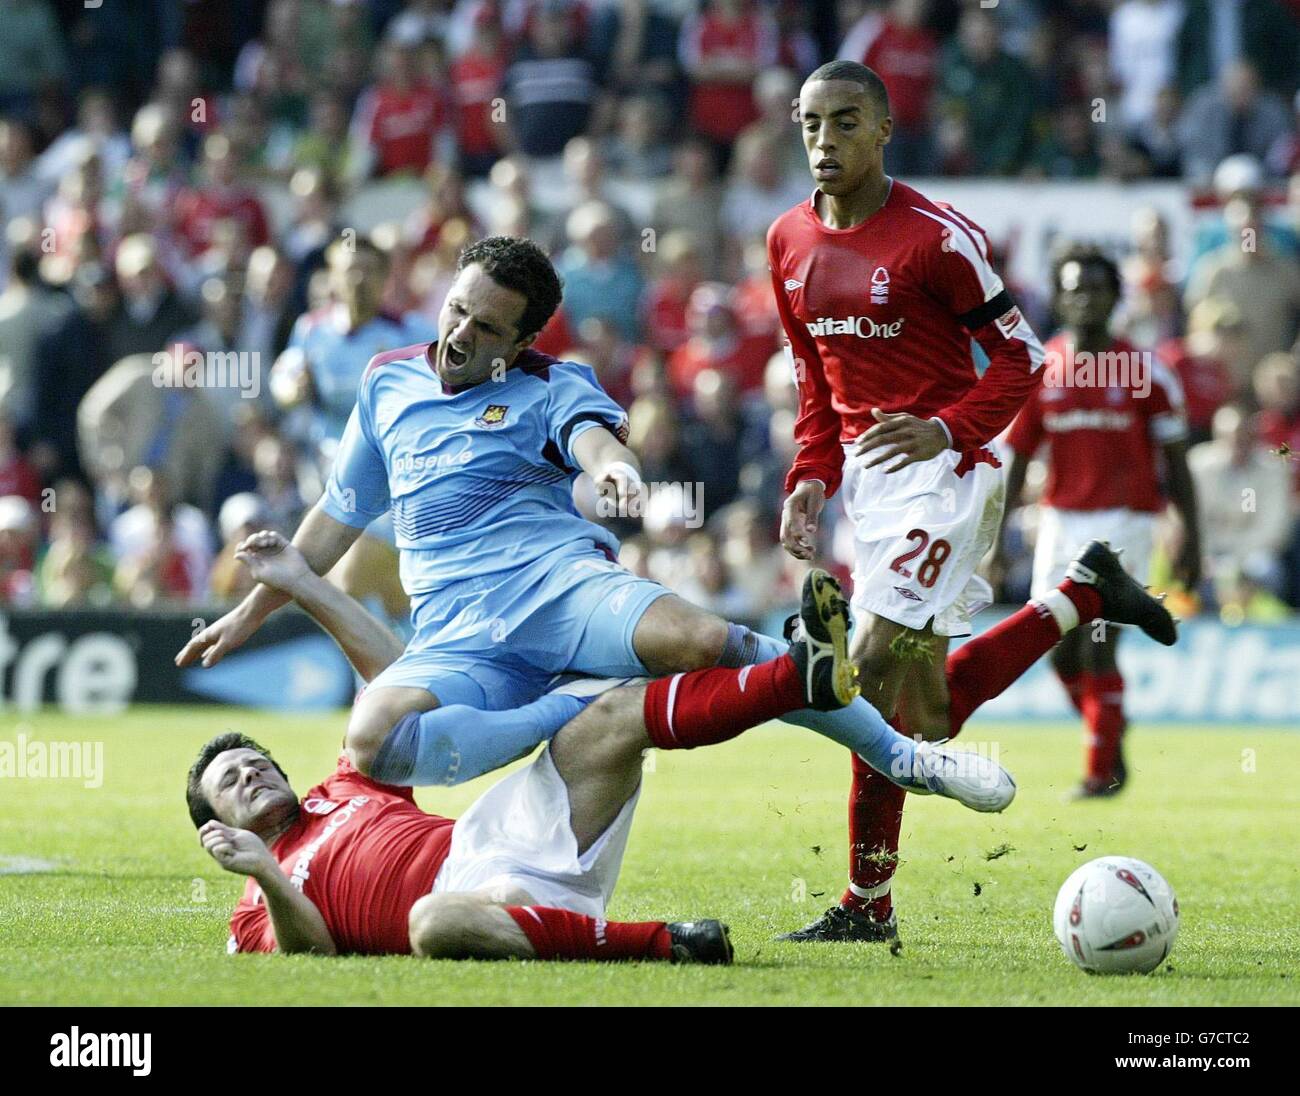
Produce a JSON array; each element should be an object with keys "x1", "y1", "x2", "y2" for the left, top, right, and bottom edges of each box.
[
  {"x1": 456, "y1": 235, "x2": 564, "y2": 341},
  {"x1": 802, "y1": 60, "x2": 891, "y2": 119},
  {"x1": 186, "y1": 732, "x2": 291, "y2": 829},
  {"x1": 1051, "y1": 243, "x2": 1122, "y2": 307}
]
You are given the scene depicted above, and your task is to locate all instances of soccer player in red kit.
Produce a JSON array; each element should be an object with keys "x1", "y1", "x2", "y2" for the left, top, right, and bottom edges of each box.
[
  {"x1": 998, "y1": 247, "x2": 1200, "y2": 797},
  {"x1": 189, "y1": 532, "x2": 863, "y2": 962},
  {"x1": 767, "y1": 61, "x2": 1175, "y2": 944}
]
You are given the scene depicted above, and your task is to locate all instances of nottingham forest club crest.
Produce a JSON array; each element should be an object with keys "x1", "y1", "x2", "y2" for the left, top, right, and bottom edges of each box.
[{"x1": 475, "y1": 404, "x2": 509, "y2": 428}]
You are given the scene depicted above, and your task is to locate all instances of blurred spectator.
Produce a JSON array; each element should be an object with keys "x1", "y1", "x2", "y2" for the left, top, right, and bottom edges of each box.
[
  {"x1": 252, "y1": 434, "x2": 307, "y2": 535},
  {"x1": 642, "y1": 230, "x2": 705, "y2": 354},
  {"x1": 208, "y1": 492, "x2": 271, "y2": 603},
  {"x1": 291, "y1": 90, "x2": 364, "y2": 190},
  {"x1": 937, "y1": 9, "x2": 1035, "y2": 176},
  {"x1": 604, "y1": 0, "x2": 684, "y2": 113},
  {"x1": 667, "y1": 282, "x2": 769, "y2": 400},
  {"x1": 1174, "y1": 0, "x2": 1300, "y2": 98},
  {"x1": 30, "y1": 262, "x2": 118, "y2": 483},
  {"x1": 449, "y1": 12, "x2": 508, "y2": 178},
  {"x1": 720, "y1": 128, "x2": 804, "y2": 271},
  {"x1": 555, "y1": 200, "x2": 644, "y2": 341},
  {"x1": 0, "y1": 0, "x2": 65, "y2": 120},
  {"x1": 242, "y1": 246, "x2": 299, "y2": 364},
  {"x1": 0, "y1": 219, "x2": 72, "y2": 430},
  {"x1": 736, "y1": 66, "x2": 805, "y2": 182},
  {"x1": 1184, "y1": 195, "x2": 1300, "y2": 375},
  {"x1": 107, "y1": 235, "x2": 197, "y2": 364},
  {"x1": 37, "y1": 506, "x2": 114, "y2": 608},
  {"x1": 78, "y1": 346, "x2": 226, "y2": 514},
  {"x1": 838, "y1": 0, "x2": 938, "y2": 176},
  {"x1": 351, "y1": 38, "x2": 448, "y2": 179},
  {"x1": 679, "y1": 0, "x2": 778, "y2": 170},
  {"x1": 1157, "y1": 299, "x2": 1247, "y2": 443},
  {"x1": 108, "y1": 467, "x2": 213, "y2": 605},
  {"x1": 0, "y1": 495, "x2": 38, "y2": 605},
  {"x1": 604, "y1": 93, "x2": 675, "y2": 180},
  {"x1": 680, "y1": 368, "x2": 748, "y2": 514},
  {"x1": 502, "y1": 0, "x2": 607, "y2": 159},
  {"x1": 626, "y1": 393, "x2": 697, "y2": 487},
  {"x1": 0, "y1": 415, "x2": 40, "y2": 506},
  {"x1": 564, "y1": 316, "x2": 639, "y2": 408},
  {"x1": 34, "y1": 87, "x2": 131, "y2": 185},
  {"x1": 0, "y1": 118, "x2": 51, "y2": 222},
  {"x1": 173, "y1": 134, "x2": 272, "y2": 259},
  {"x1": 1109, "y1": 0, "x2": 1184, "y2": 132},
  {"x1": 1254, "y1": 351, "x2": 1300, "y2": 492},
  {"x1": 1188, "y1": 404, "x2": 1294, "y2": 599},
  {"x1": 1028, "y1": 103, "x2": 1102, "y2": 179},
  {"x1": 653, "y1": 138, "x2": 725, "y2": 278},
  {"x1": 1177, "y1": 61, "x2": 1293, "y2": 183}
]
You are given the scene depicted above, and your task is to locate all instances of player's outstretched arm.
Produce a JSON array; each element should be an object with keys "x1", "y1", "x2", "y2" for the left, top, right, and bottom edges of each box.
[
  {"x1": 200, "y1": 821, "x2": 337, "y2": 955},
  {"x1": 176, "y1": 503, "x2": 364, "y2": 669},
  {"x1": 1162, "y1": 439, "x2": 1202, "y2": 589},
  {"x1": 234, "y1": 530, "x2": 404, "y2": 683}
]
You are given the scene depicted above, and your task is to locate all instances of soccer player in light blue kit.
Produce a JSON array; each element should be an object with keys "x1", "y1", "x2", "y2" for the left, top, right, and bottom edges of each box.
[
  {"x1": 179, "y1": 237, "x2": 1012, "y2": 811},
  {"x1": 270, "y1": 235, "x2": 439, "y2": 621}
]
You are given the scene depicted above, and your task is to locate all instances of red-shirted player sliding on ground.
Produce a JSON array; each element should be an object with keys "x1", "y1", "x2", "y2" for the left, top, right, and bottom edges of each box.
[
  {"x1": 188, "y1": 531, "x2": 863, "y2": 962},
  {"x1": 997, "y1": 246, "x2": 1200, "y2": 798},
  {"x1": 768, "y1": 61, "x2": 1180, "y2": 943}
]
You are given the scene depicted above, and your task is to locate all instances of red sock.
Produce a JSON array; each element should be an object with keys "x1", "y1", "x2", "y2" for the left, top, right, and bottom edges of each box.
[
  {"x1": 840, "y1": 719, "x2": 907, "y2": 919},
  {"x1": 1057, "y1": 669, "x2": 1090, "y2": 716},
  {"x1": 1059, "y1": 578, "x2": 1103, "y2": 623},
  {"x1": 643, "y1": 654, "x2": 805, "y2": 750},
  {"x1": 1083, "y1": 670, "x2": 1126, "y2": 781},
  {"x1": 505, "y1": 906, "x2": 673, "y2": 961},
  {"x1": 945, "y1": 600, "x2": 1064, "y2": 735}
]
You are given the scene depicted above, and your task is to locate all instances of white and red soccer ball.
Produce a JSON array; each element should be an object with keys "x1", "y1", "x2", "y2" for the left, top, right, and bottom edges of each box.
[{"x1": 1053, "y1": 856, "x2": 1179, "y2": 974}]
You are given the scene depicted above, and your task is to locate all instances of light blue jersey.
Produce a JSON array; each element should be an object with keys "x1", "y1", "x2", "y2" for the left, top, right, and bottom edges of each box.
[
  {"x1": 320, "y1": 342, "x2": 670, "y2": 709},
  {"x1": 288, "y1": 305, "x2": 441, "y2": 445}
]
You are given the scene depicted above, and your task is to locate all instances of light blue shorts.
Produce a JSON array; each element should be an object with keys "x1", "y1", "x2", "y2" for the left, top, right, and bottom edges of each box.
[{"x1": 365, "y1": 542, "x2": 672, "y2": 709}]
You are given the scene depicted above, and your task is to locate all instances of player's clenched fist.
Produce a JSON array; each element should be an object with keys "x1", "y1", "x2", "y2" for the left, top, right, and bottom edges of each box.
[
  {"x1": 234, "y1": 530, "x2": 311, "y2": 596},
  {"x1": 199, "y1": 820, "x2": 272, "y2": 877},
  {"x1": 781, "y1": 479, "x2": 826, "y2": 561},
  {"x1": 593, "y1": 460, "x2": 646, "y2": 516},
  {"x1": 853, "y1": 408, "x2": 951, "y2": 473}
]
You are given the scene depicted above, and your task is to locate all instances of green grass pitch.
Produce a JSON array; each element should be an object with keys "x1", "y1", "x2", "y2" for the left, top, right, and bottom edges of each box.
[{"x1": 2, "y1": 707, "x2": 1297, "y2": 1006}]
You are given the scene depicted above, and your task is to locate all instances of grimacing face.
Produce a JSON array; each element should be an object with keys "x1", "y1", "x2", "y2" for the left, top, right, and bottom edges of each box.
[
  {"x1": 200, "y1": 747, "x2": 298, "y2": 832},
  {"x1": 434, "y1": 262, "x2": 533, "y2": 387},
  {"x1": 799, "y1": 78, "x2": 891, "y2": 196}
]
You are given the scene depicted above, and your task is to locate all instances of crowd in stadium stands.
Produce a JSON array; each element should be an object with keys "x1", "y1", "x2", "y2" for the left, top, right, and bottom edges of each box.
[{"x1": 0, "y1": 0, "x2": 1297, "y2": 624}]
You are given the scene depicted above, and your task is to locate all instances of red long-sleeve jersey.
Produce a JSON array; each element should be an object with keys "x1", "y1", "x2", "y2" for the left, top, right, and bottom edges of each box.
[{"x1": 768, "y1": 179, "x2": 1045, "y2": 497}]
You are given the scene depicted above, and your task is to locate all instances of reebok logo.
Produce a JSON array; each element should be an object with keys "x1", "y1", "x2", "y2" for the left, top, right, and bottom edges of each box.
[{"x1": 805, "y1": 316, "x2": 905, "y2": 339}]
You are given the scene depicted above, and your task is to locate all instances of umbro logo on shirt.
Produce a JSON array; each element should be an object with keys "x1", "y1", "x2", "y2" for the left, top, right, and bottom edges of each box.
[
  {"x1": 783, "y1": 278, "x2": 804, "y2": 292},
  {"x1": 894, "y1": 586, "x2": 924, "y2": 602}
]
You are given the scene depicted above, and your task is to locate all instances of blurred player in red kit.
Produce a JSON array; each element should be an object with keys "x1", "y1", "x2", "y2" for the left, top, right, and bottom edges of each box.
[
  {"x1": 998, "y1": 247, "x2": 1200, "y2": 798},
  {"x1": 767, "y1": 60, "x2": 1177, "y2": 944}
]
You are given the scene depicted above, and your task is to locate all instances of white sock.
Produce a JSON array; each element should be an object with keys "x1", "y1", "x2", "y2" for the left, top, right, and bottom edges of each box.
[{"x1": 1033, "y1": 588, "x2": 1079, "y2": 634}]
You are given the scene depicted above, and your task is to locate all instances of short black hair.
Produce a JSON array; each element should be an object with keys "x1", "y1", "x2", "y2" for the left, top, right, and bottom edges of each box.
[
  {"x1": 456, "y1": 235, "x2": 563, "y2": 341},
  {"x1": 186, "y1": 732, "x2": 290, "y2": 829},
  {"x1": 802, "y1": 60, "x2": 890, "y2": 119},
  {"x1": 1051, "y1": 243, "x2": 1123, "y2": 302}
]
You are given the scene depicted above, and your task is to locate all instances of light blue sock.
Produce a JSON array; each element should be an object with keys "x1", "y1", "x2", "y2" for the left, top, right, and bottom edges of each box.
[
  {"x1": 371, "y1": 692, "x2": 588, "y2": 786},
  {"x1": 747, "y1": 630, "x2": 917, "y2": 786}
]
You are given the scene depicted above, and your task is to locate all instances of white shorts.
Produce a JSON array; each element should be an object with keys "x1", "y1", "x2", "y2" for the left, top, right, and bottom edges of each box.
[
  {"x1": 839, "y1": 444, "x2": 1005, "y2": 637},
  {"x1": 430, "y1": 743, "x2": 639, "y2": 918},
  {"x1": 1031, "y1": 506, "x2": 1155, "y2": 598}
]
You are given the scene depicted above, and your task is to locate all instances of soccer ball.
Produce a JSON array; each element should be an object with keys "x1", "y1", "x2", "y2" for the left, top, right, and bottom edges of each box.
[{"x1": 1052, "y1": 856, "x2": 1179, "y2": 974}]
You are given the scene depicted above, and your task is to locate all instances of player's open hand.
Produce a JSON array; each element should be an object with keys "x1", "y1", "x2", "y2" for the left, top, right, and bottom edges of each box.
[
  {"x1": 853, "y1": 408, "x2": 951, "y2": 473},
  {"x1": 175, "y1": 604, "x2": 261, "y2": 669},
  {"x1": 234, "y1": 530, "x2": 311, "y2": 597},
  {"x1": 781, "y1": 479, "x2": 826, "y2": 560},
  {"x1": 199, "y1": 820, "x2": 272, "y2": 877}
]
